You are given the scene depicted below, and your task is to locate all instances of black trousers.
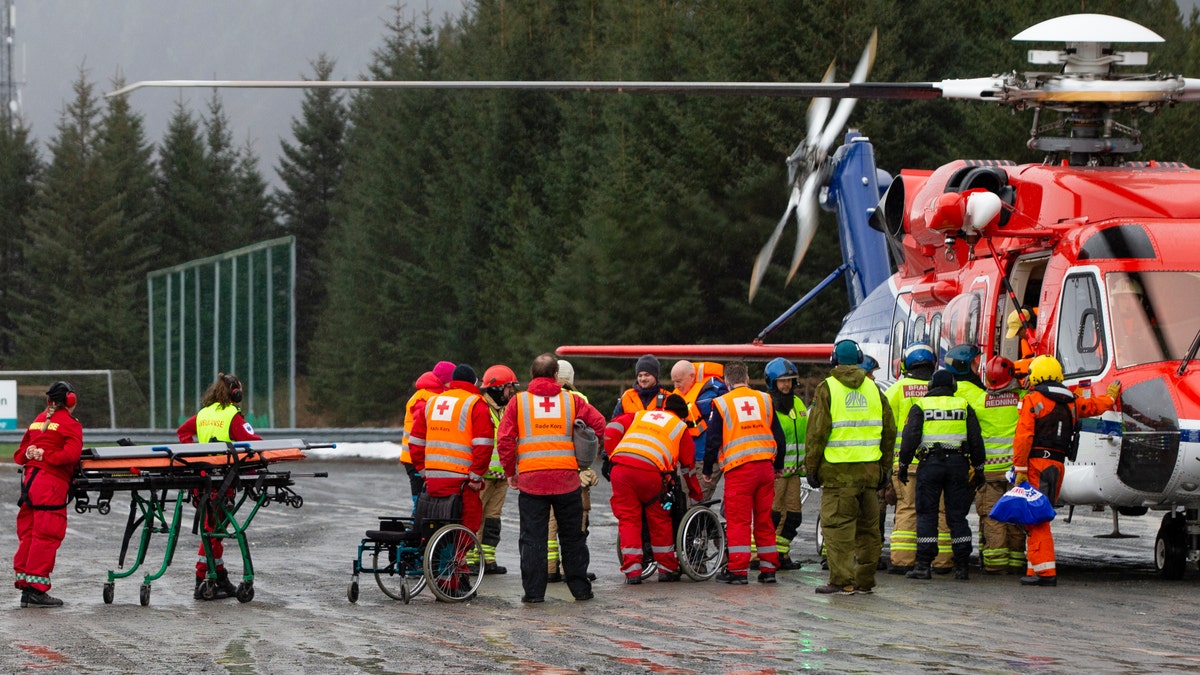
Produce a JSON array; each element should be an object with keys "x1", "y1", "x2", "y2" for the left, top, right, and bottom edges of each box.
[
  {"x1": 518, "y1": 488, "x2": 591, "y2": 600},
  {"x1": 914, "y1": 454, "x2": 974, "y2": 566}
]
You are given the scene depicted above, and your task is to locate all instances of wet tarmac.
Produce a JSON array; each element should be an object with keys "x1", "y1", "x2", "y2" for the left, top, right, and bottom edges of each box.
[{"x1": 2, "y1": 457, "x2": 1199, "y2": 673}]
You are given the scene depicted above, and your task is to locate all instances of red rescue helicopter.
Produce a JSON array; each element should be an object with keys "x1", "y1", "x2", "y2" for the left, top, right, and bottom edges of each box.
[{"x1": 113, "y1": 13, "x2": 1200, "y2": 577}]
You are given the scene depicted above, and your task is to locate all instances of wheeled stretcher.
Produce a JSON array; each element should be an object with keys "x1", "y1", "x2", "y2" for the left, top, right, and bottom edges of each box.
[{"x1": 71, "y1": 439, "x2": 329, "y2": 606}]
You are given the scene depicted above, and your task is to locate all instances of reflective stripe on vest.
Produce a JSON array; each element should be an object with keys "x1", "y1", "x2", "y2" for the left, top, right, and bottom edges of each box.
[
  {"x1": 914, "y1": 395, "x2": 968, "y2": 451},
  {"x1": 958, "y1": 381, "x2": 1021, "y2": 473},
  {"x1": 486, "y1": 406, "x2": 505, "y2": 478},
  {"x1": 196, "y1": 402, "x2": 239, "y2": 443},
  {"x1": 776, "y1": 395, "x2": 807, "y2": 475},
  {"x1": 401, "y1": 389, "x2": 436, "y2": 464},
  {"x1": 611, "y1": 409, "x2": 687, "y2": 472},
  {"x1": 423, "y1": 390, "x2": 482, "y2": 479},
  {"x1": 514, "y1": 391, "x2": 578, "y2": 473},
  {"x1": 713, "y1": 389, "x2": 776, "y2": 472},
  {"x1": 825, "y1": 377, "x2": 884, "y2": 464},
  {"x1": 886, "y1": 376, "x2": 929, "y2": 448}
]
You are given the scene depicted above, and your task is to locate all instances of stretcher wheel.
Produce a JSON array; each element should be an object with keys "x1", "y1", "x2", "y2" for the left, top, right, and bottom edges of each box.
[
  {"x1": 102, "y1": 582, "x2": 114, "y2": 605},
  {"x1": 139, "y1": 583, "x2": 151, "y2": 606},
  {"x1": 199, "y1": 579, "x2": 216, "y2": 600},
  {"x1": 424, "y1": 523, "x2": 485, "y2": 603},
  {"x1": 347, "y1": 581, "x2": 359, "y2": 603},
  {"x1": 236, "y1": 582, "x2": 254, "y2": 603},
  {"x1": 373, "y1": 547, "x2": 426, "y2": 601},
  {"x1": 677, "y1": 505, "x2": 725, "y2": 581}
]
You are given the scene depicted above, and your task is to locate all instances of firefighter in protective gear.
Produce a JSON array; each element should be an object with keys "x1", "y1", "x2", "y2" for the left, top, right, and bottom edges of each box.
[
  {"x1": 704, "y1": 361, "x2": 786, "y2": 585},
  {"x1": 884, "y1": 342, "x2": 954, "y2": 574},
  {"x1": 409, "y1": 364, "x2": 496, "y2": 535},
  {"x1": 606, "y1": 395, "x2": 702, "y2": 583},
  {"x1": 177, "y1": 373, "x2": 263, "y2": 600},
  {"x1": 478, "y1": 364, "x2": 520, "y2": 575},
  {"x1": 765, "y1": 357, "x2": 807, "y2": 571},
  {"x1": 400, "y1": 361, "x2": 454, "y2": 512},
  {"x1": 806, "y1": 340, "x2": 896, "y2": 594},
  {"x1": 1013, "y1": 355, "x2": 1119, "y2": 586},
  {"x1": 14, "y1": 381, "x2": 82, "y2": 608},
  {"x1": 899, "y1": 369, "x2": 986, "y2": 581},
  {"x1": 968, "y1": 356, "x2": 1027, "y2": 574}
]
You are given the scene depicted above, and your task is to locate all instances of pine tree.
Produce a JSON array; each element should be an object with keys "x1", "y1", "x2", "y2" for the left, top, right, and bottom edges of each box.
[
  {"x1": 155, "y1": 102, "x2": 210, "y2": 264},
  {"x1": 0, "y1": 122, "x2": 41, "y2": 365},
  {"x1": 275, "y1": 54, "x2": 346, "y2": 374}
]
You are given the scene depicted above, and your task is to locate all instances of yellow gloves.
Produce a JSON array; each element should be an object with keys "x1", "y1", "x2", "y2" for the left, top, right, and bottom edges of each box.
[
  {"x1": 1106, "y1": 379, "x2": 1122, "y2": 399},
  {"x1": 1015, "y1": 471, "x2": 1028, "y2": 485}
]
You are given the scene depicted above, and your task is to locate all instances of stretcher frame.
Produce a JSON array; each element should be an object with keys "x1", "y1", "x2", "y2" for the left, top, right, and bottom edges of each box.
[{"x1": 71, "y1": 438, "x2": 329, "y2": 606}]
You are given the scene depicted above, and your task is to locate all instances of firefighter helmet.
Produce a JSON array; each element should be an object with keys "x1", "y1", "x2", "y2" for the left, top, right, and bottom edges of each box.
[
  {"x1": 901, "y1": 343, "x2": 935, "y2": 373},
  {"x1": 764, "y1": 357, "x2": 799, "y2": 389},
  {"x1": 944, "y1": 343, "x2": 981, "y2": 376},
  {"x1": 1028, "y1": 355, "x2": 1064, "y2": 386},
  {"x1": 984, "y1": 356, "x2": 1016, "y2": 391}
]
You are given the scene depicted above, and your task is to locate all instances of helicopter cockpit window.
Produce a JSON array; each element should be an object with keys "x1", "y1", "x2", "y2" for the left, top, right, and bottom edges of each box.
[
  {"x1": 1057, "y1": 274, "x2": 1105, "y2": 378},
  {"x1": 942, "y1": 292, "x2": 983, "y2": 349},
  {"x1": 1105, "y1": 271, "x2": 1200, "y2": 368}
]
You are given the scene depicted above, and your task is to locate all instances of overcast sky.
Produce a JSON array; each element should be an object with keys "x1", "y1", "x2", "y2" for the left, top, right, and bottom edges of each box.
[{"x1": 14, "y1": 1, "x2": 465, "y2": 189}]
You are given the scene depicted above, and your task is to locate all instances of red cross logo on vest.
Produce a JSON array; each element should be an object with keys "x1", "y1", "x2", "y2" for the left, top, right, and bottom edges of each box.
[
  {"x1": 734, "y1": 396, "x2": 761, "y2": 422},
  {"x1": 646, "y1": 411, "x2": 668, "y2": 426},
  {"x1": 534, "y1": 395, "x2": 559, "y2": 418},
  {"x1": 430, "y1": 396, "x2": 454, "y2": 422}
]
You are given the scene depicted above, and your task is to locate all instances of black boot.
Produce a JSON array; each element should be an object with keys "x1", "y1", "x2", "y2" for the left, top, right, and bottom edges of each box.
[
  {"x1": 906, "y1": 563, "x2": 932, "y2": 580},
  {"x1": 954, "y1": 564, "x2": 970, "y2": 580},
  {"x1": 20, "y1": 589, "x2": 63, "y2": 608},
  {"x1": 214, "y1": 570, "x2": 239, "y2": 599}
]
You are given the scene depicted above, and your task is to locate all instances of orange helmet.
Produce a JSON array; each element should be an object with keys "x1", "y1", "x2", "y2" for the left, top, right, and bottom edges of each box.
[
  {"x1": 984, "y1": 356, "x2": 1016, "y2": 391},
  {"x1": 481, "y1": 365, "x2": 518, "y2": 387}
]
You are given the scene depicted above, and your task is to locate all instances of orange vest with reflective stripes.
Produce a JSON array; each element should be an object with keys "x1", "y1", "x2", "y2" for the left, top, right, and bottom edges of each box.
[
  {"x1": 618, "y1": 387, "x2": 667, "y2": 415},
  {"x1": 611, "y1": 410, "x2": 687, "y2": 472},
  {"x1": 423, "y1": 389, "x2": 480, "y2": 479},
  {"x1": 401, "y1": 388, "x2": 437, "y2": 464},
  {"x1": 514, "y1": 390, "x2": 579, "y2": 473},
  {"x1": 713, "y1": 388, "x2": 776, "y2": 472}
]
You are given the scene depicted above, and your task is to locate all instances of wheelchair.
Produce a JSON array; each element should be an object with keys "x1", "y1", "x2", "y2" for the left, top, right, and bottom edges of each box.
[
  {"x1": 348, "y1": 492, "x2": 484, "y2": 604},
  {"x1": 617, "y1": 469, "x2": 726, "y2": 582}
]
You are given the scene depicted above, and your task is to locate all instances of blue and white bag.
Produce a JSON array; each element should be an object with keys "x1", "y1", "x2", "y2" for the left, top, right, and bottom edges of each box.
[{"x1": 989, "y1": 481, "x2": 1056, "y2": 525}]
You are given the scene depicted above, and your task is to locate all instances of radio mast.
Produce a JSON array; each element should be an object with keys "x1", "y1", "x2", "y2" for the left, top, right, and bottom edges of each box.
[{"x1": 0, "y1": 0, "x2": 20, "y2": 130}]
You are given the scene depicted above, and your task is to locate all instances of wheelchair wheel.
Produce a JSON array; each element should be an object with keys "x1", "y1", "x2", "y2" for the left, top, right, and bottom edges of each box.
[
  {"x1": 677, "y1": 505, "x2": 725, "y2": 582},
  {"x1": 614, "y1": 541, "x2": 658, "y2": 580},
  {"x1": 424, "y1": 524, "x2": 484, "y2": 603},
  {"x1": 373, "y1": 544, "x2": 426, "y2": 602}
]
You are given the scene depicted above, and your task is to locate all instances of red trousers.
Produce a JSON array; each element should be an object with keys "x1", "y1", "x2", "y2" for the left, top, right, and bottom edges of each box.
[
  {"x1": 14, "y1": 473, "x2": 69, "y2": 592},
  {"x1": 610, "y1": 464, "x2": 679, "y2": 577},
  {"x1": 724, "y1": 460, "x2": 780, "y2": 575},
  {"x1": 1025, "y1": 457, "x2": 1063, "y2": 578}
]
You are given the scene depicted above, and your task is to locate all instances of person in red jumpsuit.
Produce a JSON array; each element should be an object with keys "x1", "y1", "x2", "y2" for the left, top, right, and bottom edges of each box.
[
  {"x1": 176, "y1": 373, "x2": 262, "y2": 599},
  {"x1": 605, "y1": 394, "x2": 702, "y2": 584},
  {"x1": 14, "y1": 381, "x2": 83, "y2": 608},
  {"x1": 1013, "y1": 355, "x2": 1119, "y2": 587},
  {"x1": 409, "y1": 364, "x2": 496, "y2": 534}
]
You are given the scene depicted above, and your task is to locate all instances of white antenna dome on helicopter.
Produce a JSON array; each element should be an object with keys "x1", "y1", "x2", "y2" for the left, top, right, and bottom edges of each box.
[{"x1": 1011, "y1": 14, "x2": 1163, "y2": 44}]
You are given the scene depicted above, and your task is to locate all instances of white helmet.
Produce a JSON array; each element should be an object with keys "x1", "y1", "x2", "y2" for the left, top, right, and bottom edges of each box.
[{"x1": 557, "y1": 359, "x2": 575, "y2": 387}]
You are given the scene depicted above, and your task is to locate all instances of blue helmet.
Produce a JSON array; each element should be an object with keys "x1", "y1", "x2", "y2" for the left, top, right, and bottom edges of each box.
[
  {"x1": 858, "y1": 353, "x2": 879, "y2": 372},
  {"x1": 764, "y1": 357, "x2": 799, "y2": 389},
  {"x1": 944, "y1": 343, "x2": 982, "y2": 376},
  {"x1": 901, "y1": 343, "x2": 935, "y2": 373}
]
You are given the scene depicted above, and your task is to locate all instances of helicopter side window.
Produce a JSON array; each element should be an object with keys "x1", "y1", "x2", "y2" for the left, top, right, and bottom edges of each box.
[
  {"x1": 942, "y1": 292, "x2": 983, "y2": 349},
  {"x1": 1057, "y1": 273, "x2": 1105, "y2": 379},
  {"x1": 890, "y1": 319, "x2": 905, "y2": 379},
  {"x1": 929, "y1": 314, "x2": 944, "y2": 360}
]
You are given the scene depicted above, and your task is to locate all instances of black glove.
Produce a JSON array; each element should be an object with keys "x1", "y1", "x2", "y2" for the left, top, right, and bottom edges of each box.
[
  {"x1": 876, "y1": 470, "x2": 890, "y2": 491},
  {"x1": 970, "y1": 465, "x2": 985, "y2": 491},
  {"x1": 601, "y1": 457, "x2": 613, "y2": 482},
  {"x1": 806, "y1": 472, "x2": 821, "y2": 489},
  {"x1": 117, "y1": 437, "x2": 136, "y2": 446},
  {"x1": 898, "y1": 464, "x2": 909, "y2": 485}
]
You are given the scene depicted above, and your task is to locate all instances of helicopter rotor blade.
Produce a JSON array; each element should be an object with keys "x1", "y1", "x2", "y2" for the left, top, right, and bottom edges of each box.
[
  {"x1": 749, "y1": 185, "x2": 802, "y2": 302},
  {"x1": 819, "y1": 29, "x2": 878, "y2": 153},
  {"x1": 785, "y1": 171, "x2": 822, "y2": 286},
  {"x1": 806, "y1": 61, "x2": 836, "y2": 145}
]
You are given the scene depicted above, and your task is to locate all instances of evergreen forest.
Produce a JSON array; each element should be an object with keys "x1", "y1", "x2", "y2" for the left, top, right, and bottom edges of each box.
[{"x1": 1, "y1": 1, "x2": 1198, "y2": 425}]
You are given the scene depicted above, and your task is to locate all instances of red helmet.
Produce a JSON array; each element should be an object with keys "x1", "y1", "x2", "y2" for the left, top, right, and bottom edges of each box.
[
  {"x1": 984, "y1": 356, "x2": 1016, "y2": 391},
  {"x1": 481, "y1": 365, "x2": 518, "y2": 387}
]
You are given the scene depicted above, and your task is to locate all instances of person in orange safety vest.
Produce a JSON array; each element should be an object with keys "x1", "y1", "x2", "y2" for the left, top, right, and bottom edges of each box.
[
  {"x1": 605, "y1": 394, "x2": 703, "y2": 584},
  {"x1": 1012, "y1": 355, "x2": 1119, "y2": 587},
  {"x1": 409, "y1": 364, "x2": 496, "y2": 534}
]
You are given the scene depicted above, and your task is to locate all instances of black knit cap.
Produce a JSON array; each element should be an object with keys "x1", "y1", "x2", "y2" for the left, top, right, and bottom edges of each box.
[
  {"x1": 452, "y1": 364, "x2": 477, "y2": 385},
  {"x1": 635, "y1": 354, "x2": 660, "y2": 380},
  {"x1": 663, "y1": 394, "x2": 689, "y2": 419},
  {"x1": 928, "y1": 369, "x2": 957, "y2": 392}
]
